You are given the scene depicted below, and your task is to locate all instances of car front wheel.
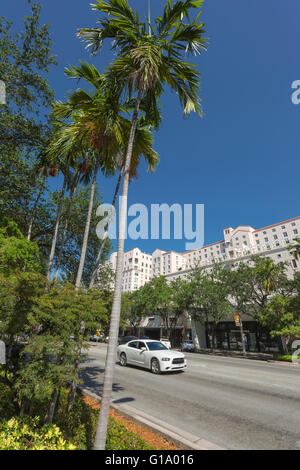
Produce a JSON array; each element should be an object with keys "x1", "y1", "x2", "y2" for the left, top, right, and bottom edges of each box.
[
  {"x1": 151, "y1": 358, "x2": 161, "y2": 374},
  {"x1": 120, "y1": 352, "x2": 127, "y2": 367}
]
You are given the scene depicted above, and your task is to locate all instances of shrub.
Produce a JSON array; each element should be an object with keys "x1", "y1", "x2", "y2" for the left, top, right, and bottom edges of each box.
[
  {"x1": 106, "y1": 418, "x2": 154, "y2": 450},
  {"x1": 0, "y1": 416, "x2": 75, "y2": 450}
]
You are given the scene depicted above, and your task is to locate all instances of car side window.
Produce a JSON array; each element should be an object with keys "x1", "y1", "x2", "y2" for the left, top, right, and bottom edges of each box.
[
  {"x1": 128, "y1": 341, "x2": 138, "y2": 349},
  {"x1": 138, "y1": 341, "x2": 147, "y2": 350}
]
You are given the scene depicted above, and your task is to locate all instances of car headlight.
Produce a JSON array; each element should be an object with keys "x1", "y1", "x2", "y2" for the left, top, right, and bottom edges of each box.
[{"x1": 161, "y1": 357, "x2": 171, "y2": 361}]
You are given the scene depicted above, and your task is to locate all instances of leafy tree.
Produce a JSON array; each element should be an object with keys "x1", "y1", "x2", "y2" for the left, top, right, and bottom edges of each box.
[
  {"x1": 0, "y1": 219, "x2": 41, "y2": 276},
  {"x1": 169, "y1": 277, "x2": 196, "y2": 340},
  {"x1": 141, "y1": 276, "x2": 173, "y2": 336},
  {"x1": 0, "y1": 1, "x2": 57, "y2": 153},
  {"x1": 258, "y1": 272, "x2": 300, "y2": 352},
  {"x1": 0, "y1": 151, "x2": 55, "y2": 250},
  {"x1": 16, "y1": 282, "x2": 108, "y2": 421},
  {"x1": 189, "y1": 265, "x2": 231, "y2": 349},
  {"x1": 0, "y1": 220, "x2": 45, "y2": 413},
  {"x1": 120, "y1": 290, "x2": 147, "y2": 336},
  {"x1": 244, "y1": 256, "x2": 291, "y2": 319}
]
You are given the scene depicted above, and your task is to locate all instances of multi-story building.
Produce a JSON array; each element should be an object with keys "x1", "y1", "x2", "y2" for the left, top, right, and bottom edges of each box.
[
  {"x1": 105, "y1": 216, "x2": 300, "y2": 352},
  {"x1": 108, "y1": 247, "x2": 153, "y2": 292},
  {"x1": 107, "y1": 216, "x2": 300, "y2": 288}
]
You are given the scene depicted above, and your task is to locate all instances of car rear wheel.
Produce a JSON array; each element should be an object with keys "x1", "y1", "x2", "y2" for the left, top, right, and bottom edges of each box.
[
  {"x1": 151, "y1": 358, "x2": 160, "y2": 374},
  {"x1": 120, "y1": 352, "x2": 127, "y2": 367}
]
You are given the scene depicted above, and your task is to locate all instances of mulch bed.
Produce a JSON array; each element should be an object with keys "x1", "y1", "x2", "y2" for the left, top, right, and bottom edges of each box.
[{"x1": 82, "y1": 394, "x2": 181, "y2": 451}]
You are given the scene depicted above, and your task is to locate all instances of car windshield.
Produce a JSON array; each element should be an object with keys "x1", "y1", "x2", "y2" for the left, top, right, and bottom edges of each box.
[{"x1": 147, "y1": 342, "x2": 168, "y2": 351}]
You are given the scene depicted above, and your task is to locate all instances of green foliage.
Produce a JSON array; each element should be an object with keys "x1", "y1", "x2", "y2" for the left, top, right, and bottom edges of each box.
[
  {"x1": 0, "y1": 416, "x2": 75, "y2": 450},
  {"x1": 0, "y1": 387, "x2": 154, "y2": 450},
  {"x1": 225, "y1": 256, "x2": 292, "y2": 320},
  {"x1": 54, "y1": 389, "x2": 98, "y2": 450},
  {"x1": 55, "y1": 185, "x2": 112, "y2": 286},
  {"x1": 106, "y1": 418, "x2": 153, "y2": 450},
  {"x1": 139, "y1": 276, "x2": 174, "y2": 332},
  {"x1": 79, "y1": 0, "x2": 207, "y2": 122},
  {"x1": 0, "y1": 219, "x2": 41, "y2": 276},
  {"x1": 0, "y1": 1, "x2": 57, "y2": 153},
  {"x1": 14, "y1": 283, "x2": 108, "y2": 406},
  {"x1": 189, "y1": 265, "x2": 232, "y2": 326},
  {"x1": 258, "y1": 288, "x2": 300, "y2": 350},
  {"x1": 276, "y1": 355, "x2": 293, "y2": 362}
]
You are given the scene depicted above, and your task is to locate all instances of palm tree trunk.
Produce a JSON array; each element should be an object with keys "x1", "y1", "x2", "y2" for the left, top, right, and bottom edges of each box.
[
  {"x1": 89, "y1": 168, "x2": 123, "y2": 289},
  {"x1": 27, "y1": 181, "x2": 45, "y2": 241},
  {"x1": 47, "y1": 154, "x2": 72, "y2": 281},
  {"x1": 93, "y1": 87, "x2": 143, "y2": 451},
  {"x1": 54, "y1": 170, "x2": 80, "y2": 281},
  {"x1": 75, "y1": 155, "x2": 101, "y2": 290}
]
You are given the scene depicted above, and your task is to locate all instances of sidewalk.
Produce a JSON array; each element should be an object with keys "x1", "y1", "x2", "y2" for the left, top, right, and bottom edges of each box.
[
  {"x1": 179, "y1": 348, "x2": 299, "y2": 365},
  {"x1": 194, "y1": 348, "x2": 274, "y2": 361}
]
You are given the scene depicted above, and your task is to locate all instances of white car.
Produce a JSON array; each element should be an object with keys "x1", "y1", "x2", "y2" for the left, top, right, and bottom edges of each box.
[{"x1": 117, "y1": 339, "x2": 187, "y2": 374}]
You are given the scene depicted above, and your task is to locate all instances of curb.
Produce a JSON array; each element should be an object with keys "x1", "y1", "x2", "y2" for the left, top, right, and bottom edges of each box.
[{"x1": 79, "y1": 387, "x2": 225, "y2": 451}]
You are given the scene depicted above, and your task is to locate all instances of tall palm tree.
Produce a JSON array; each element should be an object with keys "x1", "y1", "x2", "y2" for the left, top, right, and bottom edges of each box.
[
  {"x1": 59, "y1": 63, "x2": 159, "y2": 290},
  {"x1": 49, "y1": 76, "x2": 123, "y2": 290},
  {"x1": 79, "y1": 0, "x2": 207, "y2": 449}
]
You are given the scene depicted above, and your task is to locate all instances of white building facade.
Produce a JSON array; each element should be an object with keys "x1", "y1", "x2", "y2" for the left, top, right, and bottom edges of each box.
[
  {"x1": 107, "y1": 216, "x2": 300, "y2": 290},
  {"x1": 105, "y1": 216, "x2": 300, "y2": 352}
]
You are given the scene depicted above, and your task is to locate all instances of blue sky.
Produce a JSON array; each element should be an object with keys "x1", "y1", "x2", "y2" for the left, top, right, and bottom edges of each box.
[{"x1": 2, "y1": 0, "x2": 300, "y2": 254}]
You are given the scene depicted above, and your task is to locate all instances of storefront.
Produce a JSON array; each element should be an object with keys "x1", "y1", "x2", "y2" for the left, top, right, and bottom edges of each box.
[{"x1": 205, "y1": 321, "x2": 281, "y2": 353}]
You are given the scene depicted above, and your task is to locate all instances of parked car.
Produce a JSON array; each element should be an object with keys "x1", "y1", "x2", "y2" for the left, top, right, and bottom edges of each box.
[
  {"x1": 181, "y1": 340, "x2": 196, "y2": 352},
  {"x1": 139, "y1": 336, "x2": 149, "y2": 340},
  {"x1": 90, "y1": 334, "x2": 102, "y2": 343},
  {"x1": 118, "y1": 340, "x2": 186, "y2": 374},
  {"x1": 160, "y1": 338, "x2": 171, "y2": 349},
  {"x1": 118, "y1": 335, "x2": 138, "y2": 345}
]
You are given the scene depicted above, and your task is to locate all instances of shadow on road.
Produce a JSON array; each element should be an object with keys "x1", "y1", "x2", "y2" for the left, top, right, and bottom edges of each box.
[
  {"x1": 79, "y1": 359, "x2": 126, "y2": 396},
  {"x1": 112, "y1": 397, "x2": 135, "y2": 404}
]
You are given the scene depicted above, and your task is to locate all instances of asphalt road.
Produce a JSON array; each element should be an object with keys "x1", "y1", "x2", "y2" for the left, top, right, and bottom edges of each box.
[{"x1": 81, "y1": 344, "x2": 300, "y2": 450}]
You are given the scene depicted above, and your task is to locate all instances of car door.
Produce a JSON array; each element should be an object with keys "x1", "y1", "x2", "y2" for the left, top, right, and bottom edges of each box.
[
  {"x1": 134, "y1": 341, "x2": 148, "y2": 367},
  {"x1": 126, "y1": 341, "x2": 139, "y2": 364}
]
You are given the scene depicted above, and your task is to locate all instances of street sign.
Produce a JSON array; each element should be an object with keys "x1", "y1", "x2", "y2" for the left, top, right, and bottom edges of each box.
[{"x1": 234, "y1": 313, "x2": 241, "y2": 327}]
